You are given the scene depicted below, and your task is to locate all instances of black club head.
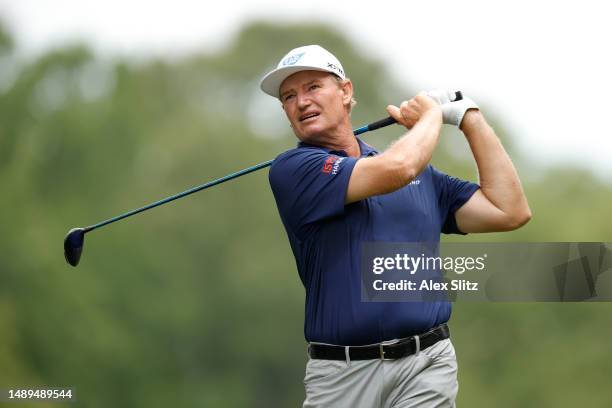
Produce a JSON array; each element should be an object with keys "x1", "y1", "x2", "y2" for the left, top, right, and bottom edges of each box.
[{"x1": 64, "y1": 228, "x2": 86, "y2": 267}]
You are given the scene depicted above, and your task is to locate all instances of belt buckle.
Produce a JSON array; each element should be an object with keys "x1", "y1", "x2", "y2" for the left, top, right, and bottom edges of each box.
[
  {"x1": 379, "y1": 343, "x2": 396, "y2": 360},
  {"x1": 379, "y1": 343, "x2": 385, "y2": 360},
  {"x1": 379, "y1": 338, "x2": 402, "y2": 360}
]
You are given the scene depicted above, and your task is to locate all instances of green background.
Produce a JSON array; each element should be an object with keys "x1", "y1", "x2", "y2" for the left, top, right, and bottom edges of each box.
[{"x1": 1, "y1": 21, "x2": 611, "y2": 407}]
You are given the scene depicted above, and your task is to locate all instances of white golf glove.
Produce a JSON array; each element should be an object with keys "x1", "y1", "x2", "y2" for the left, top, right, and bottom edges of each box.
[{"x1": 427, "y1": 90, "x2": 479, "y2": 127}]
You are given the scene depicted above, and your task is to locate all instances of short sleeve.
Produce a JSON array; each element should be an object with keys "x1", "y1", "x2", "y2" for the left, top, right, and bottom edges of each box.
[
  {"x1": 430, "y1": 165, "x2": 480, "y2": 235},
  {"x1": 269, "y1": 149, "x2": 358, "y2": 239}
]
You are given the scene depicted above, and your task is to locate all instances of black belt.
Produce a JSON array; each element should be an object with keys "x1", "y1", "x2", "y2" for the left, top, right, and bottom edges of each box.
[{"x1": 308, "y1": 323, "x2": 450, "y2": 361}]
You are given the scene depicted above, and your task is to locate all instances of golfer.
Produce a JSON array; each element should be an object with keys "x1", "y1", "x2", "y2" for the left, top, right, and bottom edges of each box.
[{"x1": 260, "y1": 45, "x2": 531, "y2": 407}]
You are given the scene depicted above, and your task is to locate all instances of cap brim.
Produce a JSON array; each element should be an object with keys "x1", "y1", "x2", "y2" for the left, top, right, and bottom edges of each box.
[{"x1": 260, "y1": 65, "x2": 339, "y2": 98}]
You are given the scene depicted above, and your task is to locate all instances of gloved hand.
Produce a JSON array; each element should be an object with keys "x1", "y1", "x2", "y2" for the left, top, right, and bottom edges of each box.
[{"x1": 426, "y1": 90, "x2": 479, "y2": 127}]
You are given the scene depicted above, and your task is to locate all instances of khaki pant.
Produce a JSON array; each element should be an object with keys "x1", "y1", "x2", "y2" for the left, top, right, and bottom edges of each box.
[{"x1": 303, "y1": 339, "x2": 458, "y2": 408}]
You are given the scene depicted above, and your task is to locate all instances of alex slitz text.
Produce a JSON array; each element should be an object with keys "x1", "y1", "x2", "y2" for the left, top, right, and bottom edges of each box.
[{"x1": 372, "y1": 279, "x2": 479, "y2": 292}]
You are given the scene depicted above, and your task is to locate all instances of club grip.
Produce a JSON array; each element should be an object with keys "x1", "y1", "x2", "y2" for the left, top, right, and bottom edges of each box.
[
  {"x1": 366, "y1": 91, "x2": 463, "y2": 132},
  {"x1": 367, "y1": 116, "x2": 397, "y2": 131}
]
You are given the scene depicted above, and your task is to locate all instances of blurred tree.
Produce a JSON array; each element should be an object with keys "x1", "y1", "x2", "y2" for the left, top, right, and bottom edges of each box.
[{"x1": 0, "y1": 21, "x2": 13, "y2": 54}]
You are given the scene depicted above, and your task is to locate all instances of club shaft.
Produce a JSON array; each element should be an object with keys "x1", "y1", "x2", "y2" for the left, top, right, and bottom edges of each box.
[
  {"x1": 87, "y1": 116, "x2": 399, "y2": 232},
  {"x1": 88, "y1": 159, "x2": 274, "y2": 231}
]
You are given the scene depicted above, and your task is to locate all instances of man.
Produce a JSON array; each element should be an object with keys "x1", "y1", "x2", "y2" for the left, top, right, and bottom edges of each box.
[{"x1": 260, "y1": 45, "x2": 531, "y2": 407}]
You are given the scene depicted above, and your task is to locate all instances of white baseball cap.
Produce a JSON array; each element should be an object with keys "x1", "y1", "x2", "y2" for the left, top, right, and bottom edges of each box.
[{"x1": 260, "y1": 45, "x2": 346, "y2": 98}]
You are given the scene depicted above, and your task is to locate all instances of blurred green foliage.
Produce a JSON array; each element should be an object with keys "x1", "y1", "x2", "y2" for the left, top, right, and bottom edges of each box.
[{"x1": 1, "y1": 20, "x2": 611, "y2": 407}]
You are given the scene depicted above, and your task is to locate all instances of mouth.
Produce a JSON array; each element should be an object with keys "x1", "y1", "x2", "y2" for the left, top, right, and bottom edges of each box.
[{"x1": 299, "y1": 112, "x2": 320, "y2": 122}]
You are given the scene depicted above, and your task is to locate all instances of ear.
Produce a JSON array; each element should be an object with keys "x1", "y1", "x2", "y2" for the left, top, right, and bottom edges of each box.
[{"x1": 340, "y1": 79, "x2": 353, "y2": 108}]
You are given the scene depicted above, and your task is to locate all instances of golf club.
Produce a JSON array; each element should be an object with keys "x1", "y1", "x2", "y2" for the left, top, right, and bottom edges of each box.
[{"x1": 64, "y1": 91, "x2": 463, "y2": 267}]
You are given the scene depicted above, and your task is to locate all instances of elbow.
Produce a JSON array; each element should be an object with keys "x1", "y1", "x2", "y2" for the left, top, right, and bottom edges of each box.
[
  {"x1": 387, "y1": 156, "x2": 417, "y2": 191},
  {"x1": 506, "y1": 207, "x2": 532, "y2": 230},
  {"x1": 365, "y1": 152, "x2": 419, "y2": 196}
]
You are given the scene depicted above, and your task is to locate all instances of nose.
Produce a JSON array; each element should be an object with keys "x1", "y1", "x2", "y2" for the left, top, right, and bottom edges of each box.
[{"x1": 296, "y1": 92, "x2": 311, "y2": 110}]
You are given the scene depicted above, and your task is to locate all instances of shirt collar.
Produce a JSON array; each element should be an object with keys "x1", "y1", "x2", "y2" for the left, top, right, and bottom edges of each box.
[{"x1": 297, "y1": 136, "x2": 378, "y2": 157}]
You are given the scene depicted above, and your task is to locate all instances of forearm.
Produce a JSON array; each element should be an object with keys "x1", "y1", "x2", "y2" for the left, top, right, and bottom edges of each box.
[
  {"x1": 385, "y1": 109, "x2": 443, "y2": 179},
  {"x1": 461, "y1": 110, "x2": 531, "y2": 221},
  {"x1": 345, "y1": 95, "x2": 442, "y2": 204}
]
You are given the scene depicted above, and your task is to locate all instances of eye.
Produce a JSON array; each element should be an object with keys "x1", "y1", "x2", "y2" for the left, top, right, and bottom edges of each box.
[
  {"x1": 283, "y1": 94, "x2": 295, "y2": 102},
  {"x1": 309, "y1": 84, "x2": 320, "y2": 91}
]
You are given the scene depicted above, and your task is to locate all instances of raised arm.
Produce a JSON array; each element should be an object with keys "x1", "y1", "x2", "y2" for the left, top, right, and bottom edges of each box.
[
  {"x1": 345, "y1": 92, "x2": 442, "y2": 204},
  {"x1": 454, "y1": 110, "x2": 532, "y2": 232}
]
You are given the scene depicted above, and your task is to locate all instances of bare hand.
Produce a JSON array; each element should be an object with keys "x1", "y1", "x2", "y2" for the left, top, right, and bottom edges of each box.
[{"x1": 386, "y1": 92, "x2": 441, "y2": 129}]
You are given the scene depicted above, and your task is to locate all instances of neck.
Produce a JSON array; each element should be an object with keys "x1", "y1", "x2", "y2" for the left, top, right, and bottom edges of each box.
[{"x1": 325, "y1": 136, "x2": 361, "y2": 158}]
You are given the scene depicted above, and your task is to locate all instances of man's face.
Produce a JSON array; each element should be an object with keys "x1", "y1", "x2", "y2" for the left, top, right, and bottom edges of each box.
[{"x1": 279, "y1": 70, "x2": 351, "y2": 142}]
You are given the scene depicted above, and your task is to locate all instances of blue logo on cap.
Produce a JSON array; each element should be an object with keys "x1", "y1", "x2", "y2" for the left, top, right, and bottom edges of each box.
[{"x1": 282, "y1": 52, "x2": 305, "y2": 66}]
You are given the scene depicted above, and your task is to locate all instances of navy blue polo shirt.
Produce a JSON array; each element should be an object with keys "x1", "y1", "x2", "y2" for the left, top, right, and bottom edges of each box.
[{"x1": 269, "y1": 137, "x2": 480, "y2": 345}]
